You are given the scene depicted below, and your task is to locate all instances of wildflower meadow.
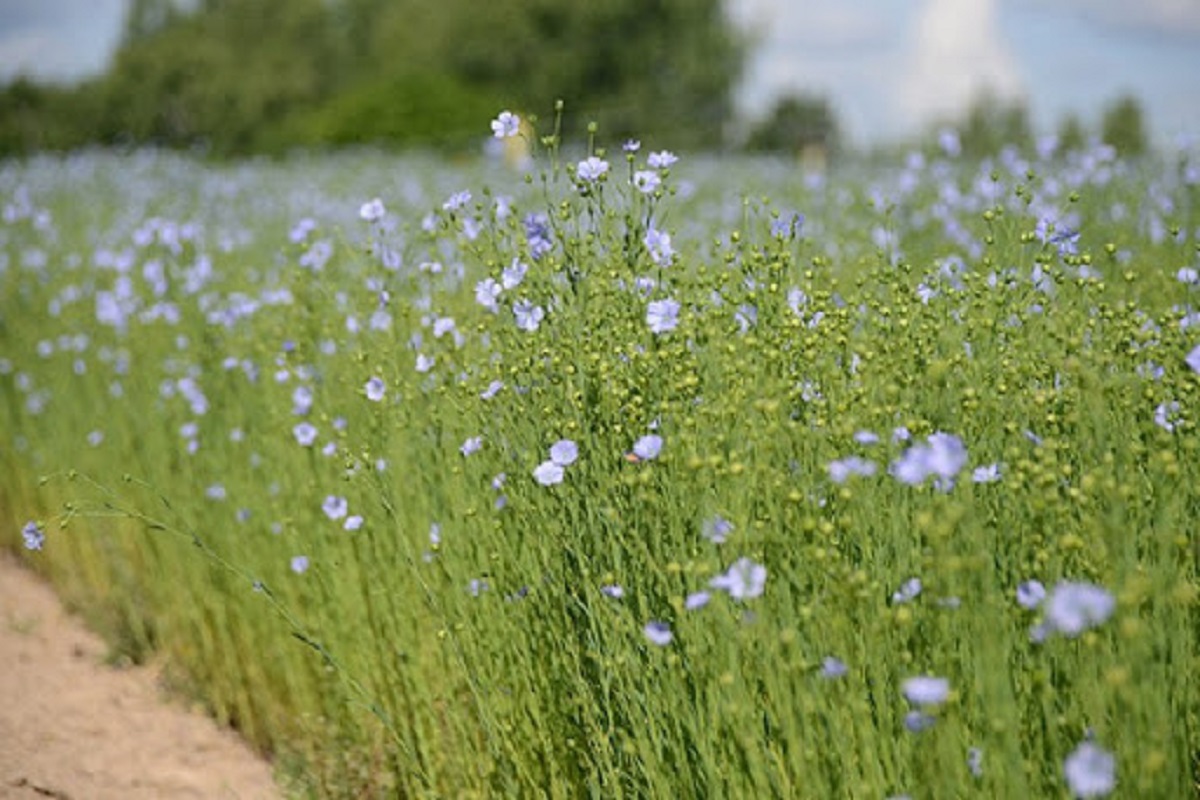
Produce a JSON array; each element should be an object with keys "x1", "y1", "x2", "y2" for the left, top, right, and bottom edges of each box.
[{"x1": 2, "y1": 113, "x2": 1199, "y2": 798}]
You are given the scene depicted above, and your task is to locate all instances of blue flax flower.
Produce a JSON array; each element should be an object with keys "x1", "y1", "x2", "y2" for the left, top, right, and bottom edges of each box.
[
  {"x1": 1063, "y1": 741, "x2": 1116, "y2": 798},
  {"x1": 643, "y1": 621, "x2": 673, "y2": 646},
  {"x1": 22, "y1": 521, "x2": 44, "y2": 551}
]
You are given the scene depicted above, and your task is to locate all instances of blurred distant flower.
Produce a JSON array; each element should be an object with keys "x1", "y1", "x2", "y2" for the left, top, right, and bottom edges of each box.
[
  {"x1": 685, "y1": 591, "x2": 711, "y2": 610},
  {"x1": 533, "y1": 460, "x2": 564, "y2": 486},
  {"x1": 644, "y1": 227, "x2": 675, "y2": 266},
  {"x1": 1153, "y1": 401, "x2": 1181, "y2": 432},
  {"x1": 633, "y1": 170, "x2": 661, "y2": 194},
  {"x1": 632, "y1": 434, "x2": 663, "y2": 461},
  {"x1": 524, "y1": 213, "x2": 553, "y2": 259},
  {"x1": 443, "y1": 190, "x2": 472, "y2": 212},
  {"x1": 601, "y1": 584, "x2": 625, "y2": 599},
  {"x1": 905, "y1": 710, "x2": 937, "y2": 733},
  {"x1": 364, "y1": 377, "x2": 386, "y2": 402},
  {"x1": 709, "y1": 557, "x2": 767, "y2": 600},
  {"x1": 480, "y1": 380, "x2": 504, "y2": 400},
  {"x1": 903, "y1": 675, "x2": 949, "y2": 706},
  {"x1": 1064, "y1": 741, "x2": 1116, "y2": 798},
  {"x1": 359, "y1": 198, "x2": 385, "y2": 223},
  {"x1": 549, "y1": 439, "x2": 578, "y2": 466},
  {"x1": 577, "y1": 156, "x2": 609, "y2": 182},
  {"x1": 892, "y1": 577, "x2": 922, "y2": 604},
  {"x1": 891, "y1": 432, "x2": 967, "y2": 486},
  {"x1": 491, "y1": 110, "x2": 520, "y2": 138},
  {"x1": 206, "y1": 484, "x2": 226, "y2": 501},
  {"x1": 1017, "y1": 580, "x2": 1047, "y2": 610},
  {"x1": 646, "y1": 298, "x2": 680, "y2": 334},
  {"x1": 22, "y1": 521, "x2": 44, "y2": 551},
  {"x1": 322, "y1": 495, "x2": 348, "y2": 521},
  {"x1": 938, "y1": 129, "x2": 961, "y2": 157},
  {"x1": 828, "y1": 455, "x2": 877, "y2": 484},
  {"x1": 1045, "y1": 582, "x2": 1115, "y2": 637},
  {"x1": 290, "y1": 555, "x2": 309, "y2": 574},
  {"x1": 821, "y1": 656, "x2": 848, "y2": 679},
  {"x1": 344, "y1": 515, "x2": 364, "y2": 531},
  {"x1": 623, "y1": 139, "x2": 641, "y2": 153},
  {"x1": 643, "y1": 621, "x2": 673, "y2": 646},
  {"x1": 968, "y1": 747, "x2": 984, "y2": 778},
  {"x1": 460, "y1": 436, "x2": 483, "y2": 457},
  {"x1": 853, "y1": 430, "x2": 880, "y2": 445},
  {"x1": 770, "y1": 211, "x2": 804, "y2": 239},
  {"x1": 702, "y1": 515, "x2": 733, "y2": 544},
  {"x1": 415, "y1": 354, "x2": 436, "y2": 373},
  {"x1": 1176, "y1": 267, "x2": 1199, "y2": 285},
  {"x1": 972, "y1": 463, "x2": 1002, "y2": 483},
  {"x1": 648, "y1": 150, "x2": 678, "y2": 168},
  {"x1": 513, "y1": 299, "x2": 545, "y2": 332}
]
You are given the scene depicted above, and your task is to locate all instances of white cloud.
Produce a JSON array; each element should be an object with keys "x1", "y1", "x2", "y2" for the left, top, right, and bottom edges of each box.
[{"x1": 898, "y1": 0, "x2": 1025, "y2": 130}]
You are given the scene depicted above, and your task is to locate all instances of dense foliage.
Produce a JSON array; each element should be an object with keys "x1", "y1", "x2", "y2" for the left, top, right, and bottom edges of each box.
[
  {"x1": 2, "y1": 118, "x2": 1199, "y2": 797},
  {"x1": 0, "y1": 0, "x2": 743, "y2": 156}
]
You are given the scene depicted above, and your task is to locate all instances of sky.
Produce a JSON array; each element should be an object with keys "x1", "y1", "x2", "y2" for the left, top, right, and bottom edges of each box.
[{"x1": 1, "y1": 0, "x2": 1199, "y2": 146}]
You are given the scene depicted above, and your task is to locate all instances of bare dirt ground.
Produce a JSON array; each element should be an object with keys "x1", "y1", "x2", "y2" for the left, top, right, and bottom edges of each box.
[{"x1": 0, "y1": 553, "x2": 282, "y2": 800}]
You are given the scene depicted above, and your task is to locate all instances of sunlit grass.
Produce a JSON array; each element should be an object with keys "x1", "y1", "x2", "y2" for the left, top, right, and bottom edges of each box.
[{"x1": 2, "y1": 128, "x2": 1198, "y2": 797}]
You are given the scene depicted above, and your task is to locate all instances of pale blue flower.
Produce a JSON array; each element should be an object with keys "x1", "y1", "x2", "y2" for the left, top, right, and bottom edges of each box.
[
  {"x1": 821, "y1": 656, "x2": 848, "y2": 679},
  {"x1": 632, "y1": 434, "x2": 663, "y2": 461},
  {"x1": 533, "y1": 460, "x2": 564, "y2": 486},
  {"x1": 1154, "y1": 401, "x2": 1181, "y2": 432},
  {"x1": 442, "y1": 190, "x2": 472, "y2": 212},
  {"x1": 685, "y1": 591, "x2": 711, "y2": 610},
  {"x1": 576, "y1": 156, "x2": 609, "y2": 182},
  {"x1": 1045, "y1": 582, "x2": 1115, "y2": 637},
  {"x1": 1187, "y1": 344, "x2": 1200, "y2": 374},
  {"x1": 892, "y1": 577, "x2": 922, "y2": 604},
  {"x1": 622, "y1": 139, "x2": 641, "y2": 153},
  {"x1": 480, "y1": 379, "x2": 504, "y2": 400},
  {"x1": 549, "y1": 439, "x2": 578, "y2": 466},
  {"x1": 633, "y1": 170, "x2": 661, "y2": 194},
  {"x1": 1064, "y1": 741, "x2": 1116, "y2": 798},
  {"x1": 22, "y1": 521, "x2": 44, "y2": 551},
  {"x1": 359, "y1": 198, "x2": 385, "y2": 223},
  {"x1": 644, "y1": 227, "x2": 675, "y2": 266},
  {"x1": 904, "y1": 710, "x2": 937, "y2": 733},
  {"x1": 646, "y1": 298, "x2": 680, "y2": 334},
  {"x1": 322, "y1": 495, "x2": 348, "y2": 521},
  {"x1": 643, "y1": 621, "x2": 673, "y2": 646},
  {"x1": 491, "y1": 110, "x2": 520, "y2": 138},
  {"x1": 364, "y1": 377, "x2": 386, "y2": 402},
  {"x1": 601, "y1": 585, "x2": 625, "y2": 599},
  {"x1": 968, "y1": 747, "x2": 984, "y2": 778},
  {"x1": 290, "y1": 555, "x2": 310, "y2": 574},
  {"x1": 648, "y1": 150, "x2": 678, "y2": 168},
  {"x1": 501, "y1": 259, "x2": 528, "y2": 290},
  {"x1": 460, "y1": 436, "x2": 483, "y2": 456},
  {"x1": 702, "y1": 515, "x2": 733, "y2": 544},
  {"x1": 415, "y1": 354, "x2": 435, "y2": 373},
  {"x1": 709, "y1": 557, "x2": 767, "y2": 600},
  {"x1": 513, "y1": 299, "x2": 545, "y2": 332},
  {"x1": 828, "y1": 456, "x2": 877, "y2": 483},
  {"x1": 1177, "y1": 267, "x2": 1198, "y2": 285},
  {"x1": 853, "y1": 430, "x2": 880, "y2": 445},
  {"x1": 972, "y1": 463, "x2": 1002, "y2": 483},
  {"x1": 1017, "y1": 580, "x2": 1047, "y2": 609},
  {"x1": 903, "y1": 675, "x2": 949, "y2": 706}
]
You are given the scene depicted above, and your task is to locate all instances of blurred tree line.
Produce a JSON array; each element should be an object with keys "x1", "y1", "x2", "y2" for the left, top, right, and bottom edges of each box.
[
  {"x1": 922, "y1": 90, "x2": 1151, "y2": 160},
  {"x1": 0, "y1": 0, "x2": 745, "y2": 156}
]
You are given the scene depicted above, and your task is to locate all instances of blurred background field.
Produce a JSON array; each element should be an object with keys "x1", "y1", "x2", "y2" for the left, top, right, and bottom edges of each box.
[{"x1": 2, "y1": 2, "x2": 1200, "y2": 798}]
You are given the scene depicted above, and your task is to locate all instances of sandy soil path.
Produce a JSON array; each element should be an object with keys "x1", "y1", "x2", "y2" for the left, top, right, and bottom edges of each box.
[{"x1": 0, "y1": 553, "x2": 282, "y2": 800}]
